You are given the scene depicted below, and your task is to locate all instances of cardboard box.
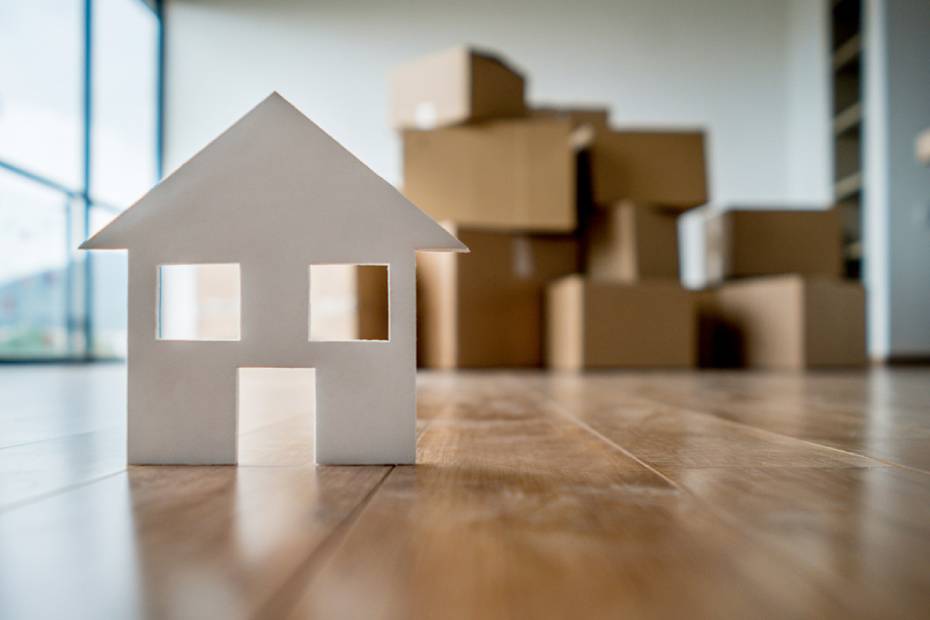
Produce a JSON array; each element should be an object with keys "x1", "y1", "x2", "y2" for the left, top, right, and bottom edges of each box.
[
  {"x1": 585, "y1": 201, "x2": 680, "y2": 282},
  {"x1": 698, "y1": 275, "x2": 866, "y2": 369},
  {"x1": 705, "y1": 207, "x2": 842, "y2": 282},
  {"x1": 389, "y1": 47, "x2": 526, "y2": 129},
  {"x1": 403, "y1": 117, "x2": 580, "y2": 231},
  {"x1": 418, "y1": 226, "x2": 579, "y2": 368},
  {"x1": 546, "y1": 276, "x2": 695, "y2": 370},
  {"x1": 591, "y1": 130, "x2": 708, "y2": 209}
]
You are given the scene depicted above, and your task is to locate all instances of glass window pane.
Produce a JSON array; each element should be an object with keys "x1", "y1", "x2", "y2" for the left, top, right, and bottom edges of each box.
[
  {"x1": 91, "y1": 0, "x2": 158, "y2": 207},
  {"x1": 0, "y1": 0, "x2": 83, "y2": 188},
  {"x1": 0, "y1": 170, "x2": 73, "y2": 358},
  {"x1": 90, "y1": 205, "x2": 128, "y2": 357}
]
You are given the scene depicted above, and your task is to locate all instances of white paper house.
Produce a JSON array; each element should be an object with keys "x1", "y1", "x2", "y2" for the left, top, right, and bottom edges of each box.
[{"x1": 81, "y1": 92, "x2": 467, "y2": 465}]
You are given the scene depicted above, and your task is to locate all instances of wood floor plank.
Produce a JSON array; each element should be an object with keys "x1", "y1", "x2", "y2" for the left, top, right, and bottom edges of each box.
[
  {"x1": 821, "y1": 436, "x2": 930, "y2": 472},
  {"x1": 550, "y1": 371, "x2": 930, "y2": 471},
  {"x1": 535, "y1": 375, "x2": 930, "y2": 618},
  {"x1": 0, "y1": 367, "x2": 319, "y2": 508},
  {"x1": 2, "y1": 367, "x2": 930, "y2": 619},
  {"x1": 0, "y1": 365, "x2": 125, "y2": 449},
  {"x1": 535, "y1": 376, "x2": 875, "y2": 471},
  {"x1": 277, "y1": 375, "x2": 859, "y2": 620},
  {"x1": 0, "y1": 426, "x2": 127, "y2": 509},
  {"x1": 0, "y1": 462, "x2": 388, "y2": 619},
  {"x1": 677, "y1": 466, "x2": 930, "y2": 617}
]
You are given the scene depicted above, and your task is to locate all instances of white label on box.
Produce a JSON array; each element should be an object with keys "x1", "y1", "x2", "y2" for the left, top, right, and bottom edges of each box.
[{"x1": 414, "y1": 101, "x2": 438, "y2": 129}]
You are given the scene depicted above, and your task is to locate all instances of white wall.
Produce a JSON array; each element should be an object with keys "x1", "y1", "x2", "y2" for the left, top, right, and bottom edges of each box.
[
  {"x1": 864, "y1": 0, "x2": 930, "y2": 359},
  {"x1": 164, "y1": 0, "x2": 829, "y2": 207},
  {"x1": 785, "y1": 0, "x2": 832, "y2": 203}
]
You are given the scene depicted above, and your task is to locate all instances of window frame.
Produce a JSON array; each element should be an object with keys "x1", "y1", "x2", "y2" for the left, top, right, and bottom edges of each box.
[{"x1": 0, "y1": 0, "x2": 164, "y2": 362}]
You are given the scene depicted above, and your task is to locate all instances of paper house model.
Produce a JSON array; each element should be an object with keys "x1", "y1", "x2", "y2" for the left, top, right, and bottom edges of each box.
[{"x1": 81, "y1": 92, "x2": 467, "y2": 465}]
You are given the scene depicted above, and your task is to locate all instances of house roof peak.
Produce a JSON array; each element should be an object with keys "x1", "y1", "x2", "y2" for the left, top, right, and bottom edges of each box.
[{"x1": 81, "y1": 92, "x2": 467, "y2": 255}]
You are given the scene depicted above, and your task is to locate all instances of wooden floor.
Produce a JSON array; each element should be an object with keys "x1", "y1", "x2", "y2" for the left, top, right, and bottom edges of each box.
[{"x1": 1, "y1": 366, "x2": 930, "y2": 619}]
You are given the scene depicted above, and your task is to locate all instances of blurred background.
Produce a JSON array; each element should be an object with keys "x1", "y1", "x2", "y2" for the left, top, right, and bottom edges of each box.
[
  {"x1": 1, "y1": 0, "x2": 158, "y2": 359},
  {"x1": 1, "y1": 0, "x2": 928, "y2": 366}
]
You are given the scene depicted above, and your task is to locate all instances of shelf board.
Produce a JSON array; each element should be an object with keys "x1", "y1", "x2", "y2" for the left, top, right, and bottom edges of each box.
[
  {"x1": 834, "y1": 172, "x2": 863, "y2": 201},
  {"x1": 834, "y1": 102, "x2": 862, "y2": 135},
  {"x1": 917, "y1": 127, "x2": 930, "y2": 165},
  {"x1": 832, "y1": 33, "x2": 862, "y2": 72}
]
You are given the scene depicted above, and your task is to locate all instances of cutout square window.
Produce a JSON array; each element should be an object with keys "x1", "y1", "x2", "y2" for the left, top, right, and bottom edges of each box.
[
  {"x1": 309, "y1": 264, "x2": 388, "y2": 341},
  {"x1": 158, "y1": 264, "x2": 240, "y2": 341}
]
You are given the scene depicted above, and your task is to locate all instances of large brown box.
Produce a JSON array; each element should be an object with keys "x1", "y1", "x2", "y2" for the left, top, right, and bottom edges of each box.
[
  {"x1": 389, "y1": 47, "x2": 526, "y2": 129},
  {"x1": 705, "y1": 207, "x2": 843, "y2": 282},
  {"x1": 591, "y1": 130, "x2": 708, "y2": 209},
  {"x1": 418, "y1": 226, "x2": 578, "y2": 368},
  {"x1": 585, "y1": 201, "x2": 680, "y2": 282},
  {"x1": 698, "y1": 275, "x2": 866, "y2": 369},
  {"x1": 546, "y1": 276, "x2": 695, "y2": 370},
  {"x1": 403, "y1": 117, "x2": 580, "y2": 231}
]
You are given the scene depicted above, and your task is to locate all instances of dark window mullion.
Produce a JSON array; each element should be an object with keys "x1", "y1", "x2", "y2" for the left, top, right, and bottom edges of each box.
[{"x1": 82, "y1": 0, "x2": 94, "y2": 359}]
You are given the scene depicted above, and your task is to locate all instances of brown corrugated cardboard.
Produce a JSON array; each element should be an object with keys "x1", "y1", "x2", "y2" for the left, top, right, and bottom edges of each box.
[
  {"x1": 705, "y1": 207, "x2": 843, "y2": 282},
  {"x1": 591, "y1": 130, "x2": 708, "y2": 209},
  {"x1": 546, "y1": 276, "x2": 695, "y2": 370},
  {"x1": 389, "y1": 47, "x2": 526, "y2": 129},
  {"x1": 418, "y1": 226, "x2": 578, "y2": 368},
  {"x1": 698, "y1": 275, "x2": 866, "y2": 369},
  {"x1": 403, "y1": 117, "x2": 579, "y2": 231},
  {"x1": 585, "y1": 201, "x2": 680, "y2": 282}
]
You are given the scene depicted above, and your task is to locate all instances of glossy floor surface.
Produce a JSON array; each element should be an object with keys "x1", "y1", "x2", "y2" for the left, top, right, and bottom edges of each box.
[{"x1": 1, "y1": 365, "x2": 929, "y2": 619}]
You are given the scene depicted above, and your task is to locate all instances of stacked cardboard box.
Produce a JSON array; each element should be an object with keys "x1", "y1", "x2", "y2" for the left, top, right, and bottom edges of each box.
[
  {"x1": 546, "y1": 130, "x2": 707, "y2": 369},
  {"x1": 696, "y1": 207, "x2": 866, "y2": 369},
  {"x1": 394, "y1": 46, "x2": 710, "y2": 369},
  {"x1": 389, "y1": 46, "x2": 526, "y2": 130},
  {"x1": 547, "y1": 277, "x2": 695, "y2": 370},
  {"x1": 419, "y1": 226, "x2": 578, "y2": 368},
  {"x1": 394, "y1": 48, "x2": 582, "y2": 367}
]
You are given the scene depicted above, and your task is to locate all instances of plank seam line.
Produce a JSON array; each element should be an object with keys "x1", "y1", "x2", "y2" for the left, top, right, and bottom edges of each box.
[
  {"x1": 0, "y1": 424, "x2": 123, "y2": 452},
  {"x1": 252, "y1": 417, "x2": 435, "y2": 619},
  {"x1": 0, "y1": 469, "x2": 126, "y2": 515},
  {"x1": 537, "y1": 395, "x2": 682, "y2": 490},
  {"x1": 536, "y1": 389, "x2": 865, "y2": 613},
  {"x1": 251, "y1": 464, "x2": 395, "y2": 620},
  {"x1": 637, "y1": 393, "x2": 930, "y2": 476}
]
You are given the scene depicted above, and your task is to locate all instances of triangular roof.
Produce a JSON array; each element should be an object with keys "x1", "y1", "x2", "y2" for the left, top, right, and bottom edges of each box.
[{"x1": 81, "y1": 92, "x2": 467, "y2": 255}]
